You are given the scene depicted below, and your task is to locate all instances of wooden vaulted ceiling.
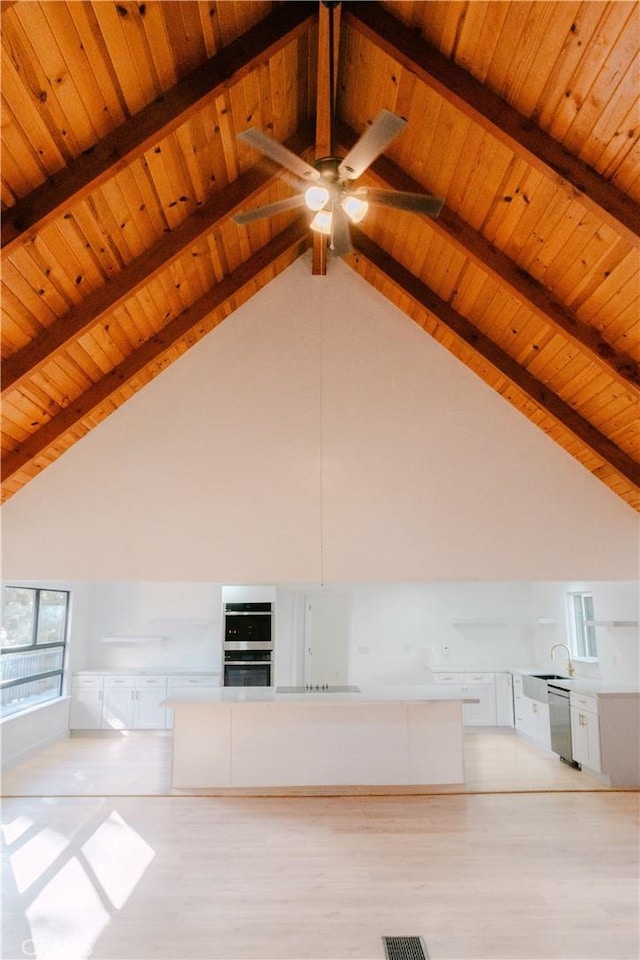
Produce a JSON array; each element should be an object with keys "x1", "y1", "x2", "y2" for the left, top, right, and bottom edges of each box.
[{"x1": 1, "y1": 1, "x2": 638, "y2": 508}]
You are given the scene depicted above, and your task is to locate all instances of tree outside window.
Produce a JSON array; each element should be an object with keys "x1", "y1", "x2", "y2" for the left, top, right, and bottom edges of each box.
[{"x1": 1, "y1": 586, "x2": 69, "y2": 718}]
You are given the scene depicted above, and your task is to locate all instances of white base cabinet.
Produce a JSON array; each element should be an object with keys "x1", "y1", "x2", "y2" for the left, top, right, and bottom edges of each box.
[
  {"x1": 570, "y1": 692, "x2": 601, "y2": 773},
  {"x1": 431, "y1": 672, "x2": 497, "y2": 726},
  {"x1": 101, "y1": 675, "x2": 169, "y2": 731},
  {"x1": 69, "y1": 675, "x2": 103, "y2": 729},
  {"x1": 70, "y1": 673, "x2": 220, "y2": 730},
  {"x1": 513, "y1": 673, "x2": 551, "y2": 749}
]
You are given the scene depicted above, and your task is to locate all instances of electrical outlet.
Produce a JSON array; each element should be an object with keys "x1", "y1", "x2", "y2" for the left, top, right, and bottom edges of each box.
[{"x1": 441, "y1": 642, "x2": 451, "y2": 657}]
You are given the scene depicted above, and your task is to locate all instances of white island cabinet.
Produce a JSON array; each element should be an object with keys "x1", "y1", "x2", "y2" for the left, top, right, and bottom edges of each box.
[{"x1": 163, "y1": 686, "x2": 476, "y2": 790}]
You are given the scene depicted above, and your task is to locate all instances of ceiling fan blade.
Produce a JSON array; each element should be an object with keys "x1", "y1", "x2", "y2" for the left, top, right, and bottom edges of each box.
[
  {"x1": 331, "y1": 204, "x2": 352, "y2": 257},
  {"x1": 338, "y1": 110, "x2": 407, "y2": 180},
  {"x1": 238, "y1": 128, "x2": 320, "y2": 182},
  {"x1": 357, "y1": 188, "x2": 444, "y2": 218},
  {"x1": 232, "y1": 195, "x2": 305, "y2": 225}
]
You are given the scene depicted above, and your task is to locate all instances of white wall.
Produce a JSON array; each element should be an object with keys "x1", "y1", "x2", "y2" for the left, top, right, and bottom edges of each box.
[
  {"x1": 83, "y1": 582, "x2": 223, "y2": 672},
  {"x1": 1, "y1": 254, "x2": 637, "y2": 582},
  {"x1": 1, "y1": 698, "x2": 71, "y2": 767}
]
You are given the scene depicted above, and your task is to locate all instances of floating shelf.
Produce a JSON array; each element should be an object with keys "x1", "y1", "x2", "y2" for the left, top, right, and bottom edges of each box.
[
  {"x1": 101, "y1": 636, "x2": 166, "y2": 643},
  {"x1": 451, "y1": 619, "x2": 508, "y2": 626},
  {"x1": 584, "y1": 620, "x2": 638, "y2": 628}
]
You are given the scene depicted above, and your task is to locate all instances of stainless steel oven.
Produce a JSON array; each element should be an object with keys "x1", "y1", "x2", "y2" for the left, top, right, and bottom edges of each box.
[
  {"x1": 223, "y1": 602, "x2": 273, "y2": 687},
  {"x1": 224, "y1": 649, "x2": 272, "y2": 687}
]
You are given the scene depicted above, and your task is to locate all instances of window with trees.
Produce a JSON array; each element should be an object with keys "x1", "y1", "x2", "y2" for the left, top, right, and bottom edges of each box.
[{"x1": 1, "y1": 586, "x2": 69, "y2": 718}]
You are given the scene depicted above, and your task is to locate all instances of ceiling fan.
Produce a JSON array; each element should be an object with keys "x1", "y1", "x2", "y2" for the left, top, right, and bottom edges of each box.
[{"x1": 231, "y1": 1, "x2": 444, "y2": 258}]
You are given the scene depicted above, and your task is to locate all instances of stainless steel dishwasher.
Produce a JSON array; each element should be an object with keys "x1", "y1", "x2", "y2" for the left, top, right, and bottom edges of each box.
[{"x1": 548, "y1": 683, "x2": 580, "y2": 768}]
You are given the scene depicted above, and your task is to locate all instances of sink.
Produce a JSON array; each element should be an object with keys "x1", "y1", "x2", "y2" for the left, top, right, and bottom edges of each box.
[{"x1": 522, "y1": 673, "x2": 570, "y2": 701}]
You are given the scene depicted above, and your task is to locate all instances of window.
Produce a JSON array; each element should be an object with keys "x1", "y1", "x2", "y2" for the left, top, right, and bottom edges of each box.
[
  {"x1": 567, "y1": 591, "x2": 598, "y2": 659},
  {"x1": 1, "y1": 586, "x2": 69, "y2": 718}
]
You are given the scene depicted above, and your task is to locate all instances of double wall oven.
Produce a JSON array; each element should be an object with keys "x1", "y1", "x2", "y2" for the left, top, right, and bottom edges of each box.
[{"x1": 223, "y1": 602, "x2": 273, "y2": 687}]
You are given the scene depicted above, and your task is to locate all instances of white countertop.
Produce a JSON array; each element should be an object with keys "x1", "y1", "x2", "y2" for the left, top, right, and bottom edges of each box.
[
  {"x1": 512, "y1": 668, "x2": 639, "y2": 697},
  {"x1": 74, "y1": 669, "x2": 221, "y2": 676},
  {"x1": 162, "y1": 684, "x2": 479, "y2": 706}
]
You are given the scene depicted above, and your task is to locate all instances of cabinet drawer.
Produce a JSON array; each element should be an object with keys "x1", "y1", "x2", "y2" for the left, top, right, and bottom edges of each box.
[
  {"x1": 135, "y1": 676, "x2": 166, "y2": 688},
  {"x1": 167, "y1": 674, "x2": 220, "y2": 687},
  {"x1": 570, "y1": 692, "x2": 598, "y2": 714},
  {"x1": 104, "y1": 675, "x2": 138, "y2": 687},
  {"x1": 433, "y1": 672, "x2": 494, "y2": 684},
  {"x1": 72, "y1": 674, "x2": 104, "y2": 689},
  {"x1": 512, "y1": 674, "x2": 523, "y2": 691}
]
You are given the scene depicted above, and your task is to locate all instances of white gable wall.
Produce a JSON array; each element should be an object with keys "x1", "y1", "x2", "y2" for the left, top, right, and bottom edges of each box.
[{"x1": 1, "y1": 254, "x2": 637, "y2": 582}]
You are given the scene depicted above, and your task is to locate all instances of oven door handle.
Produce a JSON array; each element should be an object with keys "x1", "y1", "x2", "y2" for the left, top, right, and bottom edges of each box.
[{"x1": 224, "y1": 660, "x2": 271, "y2": 666}]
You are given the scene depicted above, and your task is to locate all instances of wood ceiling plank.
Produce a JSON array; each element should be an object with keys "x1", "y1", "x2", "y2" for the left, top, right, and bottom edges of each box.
[
  {"x1": 0, "y1": 102, "x2": 46, "y2": 200},
  {"x1": 1, "y1": 1, "x2": 317, "y2": 254},
  {"x1": 508, "y1": 2, "x2": 582, "y2": 118},
  {"x1": 1, "y1": 222, "x2": 310, "y2": 491},
  {"x1": 549, "y1": 2, "x2": 637, "y2": 151},
  {"x1": 579, "y1": 57, "x2": 639, "y2": 175},
  {"x1": 602, "y1": 103, "x2": 640, "y2": 188},
  {"x1": 1, "y1": 126, "x2": 313, "y2": 399},
  {"x1": 0, "y1": 48, "x2": 64, "y2": 182},
  {"x1": 343, "y1": 1, "x2": 639, "y2": 247},
  {"x1": 89, "y1": 2, "x2": 156, "y2": 115},
  {"x1": 1, "y1": 257, "x2": 58, "y2": 332},
  {"x1": 532, "y1": 2, "x2": 606, "y2": 131},
  {"x1": 39, "y1": 1, "x2": 119, "y2": 143},
  {"x1": 350, "y1": 231, "x2": 640, "y2": 489},
  {"x1": 337, "y1": 121, "x2": 639, "y2": 393}
]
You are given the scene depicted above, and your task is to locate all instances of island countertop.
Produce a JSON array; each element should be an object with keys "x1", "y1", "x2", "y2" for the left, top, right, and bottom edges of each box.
[
  {"x1": 164, "y1": 685, "x2": 473, "y2": 790},
  {"x1": 161, "y1": 683, "x2": 479, "y2": 706}
]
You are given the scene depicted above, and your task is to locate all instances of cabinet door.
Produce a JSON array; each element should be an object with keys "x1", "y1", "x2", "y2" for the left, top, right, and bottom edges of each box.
[
  {"x1": 70, "y1": 689, "x2": 103, "y2": 729},
  {"x1": 134, "y1": 687, "x2": 169, "y2": 729},
  {"x1": 516, "y1": 697, "x2": 549, "y2": 746},
  {"x1": 462, "y1": 684, "x2": 497, "y2": 725},
  {"x1": 495, "y1": 673, "x2": 514, "y2": 726},
  {"x1": 102, "y1": 687, "x2": 135, "y2": 730},
  {"x1": 571, "y1": 706, "x2": 601, "y2": 772}
]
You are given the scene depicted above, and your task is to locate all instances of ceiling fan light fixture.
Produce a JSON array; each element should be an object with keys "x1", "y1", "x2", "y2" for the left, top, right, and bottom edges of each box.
[
  {"x1": 305, "y1": 185, "x2": 331, "y2": 211},
  {"x1": 342, "y1": 195, "x2": 369, "y2": 223},
  {"x1": 310, "y1": 209, "x2": 333, "y2": 235}
]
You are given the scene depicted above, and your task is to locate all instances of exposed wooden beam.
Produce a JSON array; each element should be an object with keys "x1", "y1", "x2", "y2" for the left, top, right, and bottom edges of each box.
[
  {"x1": 1, "y1": 127, "x2": 315, "y2": 400},
  {"x1": 1, "y1": 223, "x2": 310, "y2": 490},
  {"x1": 343, "y1": 1, "x2": 639, "y2": 248},
  {"x1": 312, "y1": 0, "x2": 341, "y2": 276},
  {"x1": 335, "y1": 121, "x2": 640, "y2": 395},
  {"x1": 351, "y1": 232, "x2": 640, "y2": 489},
  {"x1": 1, "y1": 1, "x2": 317, "y2": 254}
]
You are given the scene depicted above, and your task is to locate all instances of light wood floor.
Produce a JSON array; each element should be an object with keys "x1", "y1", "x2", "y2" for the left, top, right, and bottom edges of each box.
[
  {"x1": 0, "y1": 727, "x2": 616, "y2": 798},
  {"x1": 2, "y1": 731, "x2": 639, "y2": 960}
]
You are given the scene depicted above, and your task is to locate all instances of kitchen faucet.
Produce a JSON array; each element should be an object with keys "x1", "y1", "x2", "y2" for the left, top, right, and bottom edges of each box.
[{"x1": 551, "y1": 643, "x2": 575, "y2": 677}]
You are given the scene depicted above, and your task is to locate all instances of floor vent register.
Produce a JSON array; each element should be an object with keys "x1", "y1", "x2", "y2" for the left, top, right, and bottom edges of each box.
[{"x1": 382, "y1": 936, "x2": 429, "y2": 960}]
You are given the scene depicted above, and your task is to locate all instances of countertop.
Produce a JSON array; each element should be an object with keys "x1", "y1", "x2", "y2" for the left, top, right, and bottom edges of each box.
[
  {"x1": 74, "y1": 669, "x2": 221, "y2": 676},
  {"x1": 162, "y1": 684, "x2": 480, "y2": 706},
  {"x1": 512, "y1": 668, "x2": 639, "y2": 697}
]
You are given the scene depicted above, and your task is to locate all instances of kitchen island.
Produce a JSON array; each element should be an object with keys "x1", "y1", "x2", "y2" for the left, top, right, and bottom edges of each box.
[{"x1": 162, "y1": 685, "x2": 477, "y2": 790}]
